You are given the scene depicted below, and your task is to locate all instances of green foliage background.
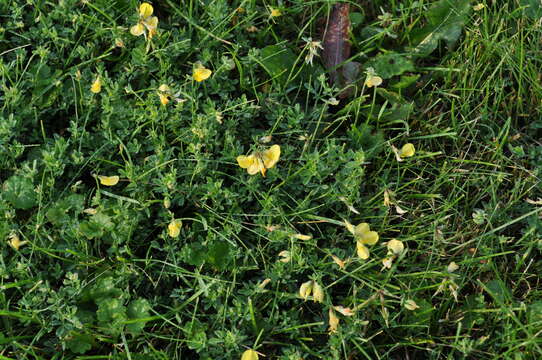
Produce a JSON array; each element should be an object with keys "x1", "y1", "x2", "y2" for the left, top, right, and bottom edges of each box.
[{"x1": 1, "y1": 0, "x2": 542, "y2": 358}]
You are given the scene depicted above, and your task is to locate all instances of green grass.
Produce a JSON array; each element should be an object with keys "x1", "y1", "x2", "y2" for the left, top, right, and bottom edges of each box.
[{"x1": 1, "y1": 0, "x2": 542, "y2": 358}]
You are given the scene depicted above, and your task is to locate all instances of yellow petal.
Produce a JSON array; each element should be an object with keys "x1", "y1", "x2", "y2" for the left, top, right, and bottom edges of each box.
[
  {"x1": 365, "y1": 75, "x2": 382, "y2": 88},
  {"x1": 312, "y1": 281, "x2": 324, "y2": 303},
  {"x1": 159, "y1": 93, "x2": 169, "y2": 105},
  {"x1": 139, "y1": 2, "x2": 154, "y2": 18},
  {"x1": 168, "y1": 219, "x2": 182, "y2": 238},
  {"x1": 130, "y1": 23, "x2": 145, "y2": 36},
  {"x1": 387, "y1": 239, "x2": 404, "y2": 255},
  {"x1": 354, "y1": 223, "x2": 370, "y2": 237},
  {"x1": 98, "y1": 175, "x2": 119, "y2": 186},
  {"x1": 299, "y1": 280, "x2": 313, "y2": 300},
  {"x1": 292, "y1": 233, "x2": 312, "y2": 241},
  {"x1": 270, "y1": 7, "x2": 281, "y2": 17},
  {"x1": 356, "y1": 242, "x2": 370, "y2": 260},
  {"x1": 193, "y1": 67, "x2": 212, "y2": 82},
  {"x1": 344, "y1": 220, "x2": 356, "y2": 235},
  {"x1": 473, "y1": 3, "x2": 485, "y2": 11},
  {"x1": 404, "y1": 299, "x2": 420, "y2": 311},
  {"x1": 447, "y1": 261, "x2": 459, "y2": 273},
  {"x1": 90, "y1": 77, "x2": 101, "y2": 94},
  {"x1": 8, "y1": 234, "x2": 27, "y2": 251},
  {"x1": 400, "y1": 143, "x2": 415, "y2": 158},
  {"x1": 241, "y1": 349, "x2": 259, "y2": 360},
  {"x1": 237, "y1": 155, "x2": 255, "y2": 169},
  {"x1": 328, "y1": 308, "x2": 339, "y2": 333},
  {"x1": 247, "y1": 157, "x2": 264, "y2": 175},
  {"x1": 262, "y1": 144, "x2": 280, "y2": 169},
  {"x1": 158, "y1": 84, "x2": 170, "y2": 92},
  {"x1": 359, "y1": 231, "x2": 379, "y2": 245},
  {"x1": 143, "y1": 16, "x2": 158, "y2": 31}
]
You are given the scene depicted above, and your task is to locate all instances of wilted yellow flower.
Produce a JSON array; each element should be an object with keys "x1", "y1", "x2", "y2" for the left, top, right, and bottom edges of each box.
[
  {"x1": 193, "y1": 65, "x2": 212, "y2": 82},
  {"x1": 400, "y1": 143, "x2": 415, "y2": 158},
  {"x1": 8, "y1": 233, "x2": 28, "y2": 251},
  {"x1": 130, "y1": 3, "x2": 159, "y2": 39},
  {"x1": 278, "y1": 250, "x2": 291, "y2": 263},
  {"x1": 299, "y1": 280, "x2": 313, "y2": 300},
  {"x1": 98, "y1": 175, "x2": 119, "y2": 186},
  {"x1": 404, "y1": 299, "x2": 420, "y2": 311},
  {"x1": 328, "y1": 308, "x2": 339, "y2": 333},
  {"x1": 168, "y1": 219, "x2": 182, "y2": 238},
  {"x1": 331, "y1": 254, "x2": 346, "y2": 269},
  {"x1": 303, "y1": 37, "x2": 323, "y2": 65},
  {"x1": 447, "y1": 261, "x2": 459, "y2": 273},
  {"x1": 269, "y1": 7, "x2": 281, "y2": 17},
  {"x1": 90, "y1": 77, "x2": 102, "y2": 94},
  {"x1": 382, "y1": 256, "x2": 394, "y2": 269},
  {"x1": 157, "y1": 84, "x2": 171, "y2": 105},
  {"x1": 473, "y1": 3, "x2": 485, "y2": 11},
  {"x1": 387, "y1": 239, "x2": 404, "y2": 255},
  {"x1": 241, "y1": 349, "x2": 259, "y2": 360},
  {"x1": 333, "y1": 306, "x2": 355, "y2": 316},
  {"x1": 312, "y1": 281, "x2": 324, "y2": 303},
  {"x1": 258, "y1": 278, "x2": 271, "y2": 289},
  {"x1": 237, "y1": 144, "x2": 280, "y2": 177},
  {"x1": 365, "y1": 67, "x2": 383, "y2": 88}
]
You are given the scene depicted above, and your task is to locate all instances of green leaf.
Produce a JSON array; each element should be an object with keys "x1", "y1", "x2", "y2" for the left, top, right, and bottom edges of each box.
[
  {"x1": 259, "y1": 45, "x2": 297, "y2": 85},
  {"x1": 126, "y1": 299, "x2": 151, "y2": 335},
  {"x1": 485, "y1": 279, "x2": 512, "y2": 304},
  {"x1": 206, "y1": 240, "x2": 233, "y2": 270},
  {"x1": 411, "y1": 0, "x2": 471, "y2": 56},
  {"x1": 2, "y1": 176, "x2": 37, "y2": 210},
  {"x1": 363, "y1": 53, "x2": 414, "y2": 79},
  {"x1": 349, "y1": 12, "x2": 365, "y2": 28},
  {"x1": 65, "y1": 333, "x2": 94, "y2": 354},
  {"x1": 86, "y1": 276, "x2": 123, "y2": 302},
  {"x1": 96, "y1": 298, "x2": 127, "y2": 336}
]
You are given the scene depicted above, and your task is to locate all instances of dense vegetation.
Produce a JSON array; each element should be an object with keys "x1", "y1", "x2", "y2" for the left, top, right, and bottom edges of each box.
[{"x1": 1, "y1": 0, "x2": 542, "y2": 358}]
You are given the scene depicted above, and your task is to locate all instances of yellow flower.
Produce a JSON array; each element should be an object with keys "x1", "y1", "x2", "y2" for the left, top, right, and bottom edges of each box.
[
  {"x1": 157, "y1": 84, "x2": 171, "y2": 105},
  {"x1": 473, "y1": 3, "x2": 485, "y2": 11},
  {"x1": 328, "y1": 308, "x2": 339, "y2": 333},
  {"x1": 365, "y1": 67, "x2": 383, "y2": 88},
  {"x1": 168, "y1": 219, "x2": 182, "y2": 238},
  {"x1": 130, "y1": 2, "x2": 159, "y2": 39},
  {"x1": 237, "y1": 144, "x2": 280, "y2": 177},
  {"x1": 312, "y1": 281, "x2": 324, "y2": 303},
  {"x1": 90, "y1": 77, "x2": 102, "y2": 94},
  {"x1": 98, "y1": 175, "x2": 120, "y2": 186},
  {"x1": 399, "y1": 143, "x2": 415, "y2": 158},
  {"x1": 352, "y1": 223, "x2": 379, "y2": 245},
  {"x1": 346, "y1": 221, "x2": 379, "y2": 260},
  {"x1": 269, "y1": 7, "x2": 281, "y2": 17},
  {"x1": 193, "y1": 66, "x2": 212, "y2": 82},
  {"x1": 241, "y1": 349, "x2": 259, "y2": 360},
  {"x1": 299, "y1": 280, "x2": 313, "y2": 300},
  {"x1": 8, "y1": 233, "x2": 28, "y2": 251},
  {"x1": 386, "y1": 239, "x2": 404, "y2": 255}
]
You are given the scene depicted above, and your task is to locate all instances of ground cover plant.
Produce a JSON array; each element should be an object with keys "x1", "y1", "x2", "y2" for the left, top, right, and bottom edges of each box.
[{"x1": 1, "y1": 0, "x2": 542, "y2": 358}]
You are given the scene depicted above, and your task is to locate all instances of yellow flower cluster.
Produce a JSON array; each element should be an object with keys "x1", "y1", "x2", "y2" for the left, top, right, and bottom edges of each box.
[{"x1": 130, "y1": 3, "x2": 158, "y2": 39}]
